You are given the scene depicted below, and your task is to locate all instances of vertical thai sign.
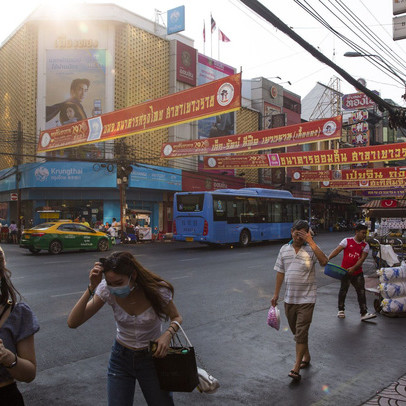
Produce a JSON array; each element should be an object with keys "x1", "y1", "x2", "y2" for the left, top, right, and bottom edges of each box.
[{"x1": 176, "y1": 42, "x2": 197, "y2": 86}]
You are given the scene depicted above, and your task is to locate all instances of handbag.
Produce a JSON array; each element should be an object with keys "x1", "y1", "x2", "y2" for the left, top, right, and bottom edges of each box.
[
  {"x1": 150, "y1": 322, "x2": 199, "y2": 392},
  {"x1": 172, "y1": 322, "x2": 220, "y2": 394}
]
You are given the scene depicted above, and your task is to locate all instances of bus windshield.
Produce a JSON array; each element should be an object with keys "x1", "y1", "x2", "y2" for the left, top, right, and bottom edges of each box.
[{"x1": 176, "y1": 194, "x2": 204, "y2": 212}]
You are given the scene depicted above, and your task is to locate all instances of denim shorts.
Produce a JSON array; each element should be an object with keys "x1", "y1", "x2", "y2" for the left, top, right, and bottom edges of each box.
[{"x1": 107, "y1": 340, "x2": 174, "y2": 406}]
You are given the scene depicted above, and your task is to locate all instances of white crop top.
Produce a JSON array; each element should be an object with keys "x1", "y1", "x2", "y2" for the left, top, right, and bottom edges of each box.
[{"x1": 95, "y1": 280, "x2": 172, "y2": 349}]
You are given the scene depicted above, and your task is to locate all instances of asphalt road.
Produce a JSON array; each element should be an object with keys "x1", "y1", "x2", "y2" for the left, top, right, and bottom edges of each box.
[{"x1": 3, "y1": 233, "x2": 406, "y2": 406}]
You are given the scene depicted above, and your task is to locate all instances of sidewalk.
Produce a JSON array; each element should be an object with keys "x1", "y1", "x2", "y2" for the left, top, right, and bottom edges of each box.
[{"x1": 362, "y1": 373, "x2": 406, "y2": 405}]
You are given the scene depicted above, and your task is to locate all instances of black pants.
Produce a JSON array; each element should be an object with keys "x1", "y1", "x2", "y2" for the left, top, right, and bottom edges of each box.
[
  {"x1": 0, "y1": 382, "x2": 25, "y2": 406},
  {"x1": 338, "y1": 273, "x2": 368, "y2": 315}
]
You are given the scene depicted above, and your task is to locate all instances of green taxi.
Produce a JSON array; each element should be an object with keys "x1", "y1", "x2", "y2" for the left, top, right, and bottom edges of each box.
[{"x1": 20, "y1": 220, "x2": 112, "y2": 254}]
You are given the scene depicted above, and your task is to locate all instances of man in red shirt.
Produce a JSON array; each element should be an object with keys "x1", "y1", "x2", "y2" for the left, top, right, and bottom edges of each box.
[{"x1": 328, "y1": 223, "x2": 376, "y2": 321}]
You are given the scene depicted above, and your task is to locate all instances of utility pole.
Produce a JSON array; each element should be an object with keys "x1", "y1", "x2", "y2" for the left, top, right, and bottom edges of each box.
[
  {"x1": 116, "y1": 140, "x2": 133, "y2": 235},
  {"x1": 16, "y1": 121, "x2": 23, "y2": 236}
]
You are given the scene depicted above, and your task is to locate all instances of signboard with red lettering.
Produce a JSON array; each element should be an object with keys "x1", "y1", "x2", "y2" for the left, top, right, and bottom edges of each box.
[
  {"x1": 38, "y1": 73, "x2": 242, "y2": 152},
  {"x1": 203, "y1": 142, "x2": 406, "y2": 169},
  {"x1": 342, "y1": 92, "x2": 378, "y2": 110}
]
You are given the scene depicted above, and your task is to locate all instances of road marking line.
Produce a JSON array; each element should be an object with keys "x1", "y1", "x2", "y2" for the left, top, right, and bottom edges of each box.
[
  {"x1": 51, "y1": 291, "x2": 84, "y2": 298},
  {"x1": 179, "y1": 258, "x2": 199, "y2": 261},
  {"x1": 11, "y1": 276, "x2": 25, "y2": 280},
  {"x1": 171, "y1": 275, "x2": 192, "y2": 280},
  {"x1": 43, "y1": 261, "x2": 73, "y2": 265}
]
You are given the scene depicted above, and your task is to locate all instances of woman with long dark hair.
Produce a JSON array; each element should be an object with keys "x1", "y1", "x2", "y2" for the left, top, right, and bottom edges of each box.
[
  {"x1": 0, "y1": 247, "x2": 39, "y2": 405},
  {"x1": 68, "y1": 251, "x2": 182, "y2": 406}
]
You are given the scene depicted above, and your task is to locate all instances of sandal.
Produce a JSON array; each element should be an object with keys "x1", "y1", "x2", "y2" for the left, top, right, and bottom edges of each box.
[
  {"x1": 300, "y1": 360, "x2": 311, "y2": 369},
  {"x1": 288, "y1": 370, "x2": 301, "y2": 381}
]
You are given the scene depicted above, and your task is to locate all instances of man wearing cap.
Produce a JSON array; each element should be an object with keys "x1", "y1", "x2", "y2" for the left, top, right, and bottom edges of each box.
[{"x1": 271, "y1": 220, "x2": 328, "y2": 382}]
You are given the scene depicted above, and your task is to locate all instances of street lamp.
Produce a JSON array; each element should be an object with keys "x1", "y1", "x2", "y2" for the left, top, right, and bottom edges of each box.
[{"x1": 344, "y1": 51, "x2": 406, "y2": 100}]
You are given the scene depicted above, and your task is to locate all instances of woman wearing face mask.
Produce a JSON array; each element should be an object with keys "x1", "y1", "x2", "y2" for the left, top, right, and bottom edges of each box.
[{"x1": 67, "y1": 251, "x2": 182, "y2": 406}]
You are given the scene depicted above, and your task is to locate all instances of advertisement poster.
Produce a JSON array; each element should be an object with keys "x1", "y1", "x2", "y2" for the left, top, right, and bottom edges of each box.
[
  {"x1": 39, "y1": 74, "x2": 241, "y2": 152},
  {"x1": 46, "y1": 49, "x2": 106, "y2": 130}
]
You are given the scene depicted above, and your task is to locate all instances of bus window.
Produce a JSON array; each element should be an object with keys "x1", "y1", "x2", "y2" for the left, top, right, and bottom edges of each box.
[
  {"x1": 258, "y1": 199, "x2": 268, "y2": 222},
  {"x1": 242, "y1": 198, "x2": 258, "y2": 223},
  {"x1": 213, "y1": 197, "x2": 227, "y2": 221},
  {"x1": 226, "y1": 199, "x2": 243, "y2": 224},
  {"x1": 177, "y1": 194, "x2": 204, "y2": 212},
  {"x1": 272, "y1": 201, "x2": 283, "y2": 222},
  {"x1": 292, "y1": 203, "x2": 303, "y2": 220},
  {"x1": 284, "y1": 202, "x2": 293, "y2": 222}
]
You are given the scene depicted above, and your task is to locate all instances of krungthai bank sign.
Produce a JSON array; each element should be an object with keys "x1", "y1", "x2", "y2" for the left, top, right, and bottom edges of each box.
[{"x1": 342, "y1": 91, "x2": 379, "y2": 110}]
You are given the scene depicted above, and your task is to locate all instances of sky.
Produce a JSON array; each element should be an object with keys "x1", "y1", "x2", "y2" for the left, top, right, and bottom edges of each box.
[{"x1": 1, "y1": 0, "x2": 406, "y2": 107}]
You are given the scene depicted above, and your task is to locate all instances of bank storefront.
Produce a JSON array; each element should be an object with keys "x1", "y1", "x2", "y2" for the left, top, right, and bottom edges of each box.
[{"x1": 0, "y1": 161, "x2": 182, "y2": 232}]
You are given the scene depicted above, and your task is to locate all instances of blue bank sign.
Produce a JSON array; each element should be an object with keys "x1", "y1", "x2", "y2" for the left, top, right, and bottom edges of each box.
[
  {"x1": 129, "y1": 164, "x2": 182, "y2": 191},
  {"x1": 167, "y1": 6, "x2": 185, "y2": 35},
  {"x1": 20, "y1": 162, "x2": 117, "y2": 188}
]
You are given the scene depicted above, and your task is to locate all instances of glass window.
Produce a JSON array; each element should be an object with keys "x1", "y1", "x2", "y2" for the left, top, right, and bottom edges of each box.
[
  {"x1": 32, "y1": 223, "x2": 55, "y2": 230},
  {"x1": 292, "y1": 203, "x2": 304, "y2": 220},
  {"x1": 272, "y1": 201, "x2": 283, "y2": 222},
  {"x1": 176, "y1": 194, "x2": 204, "y2": 212},
  {"x1": 213, "y1": 196, "x2": 227, "y2": 221},
  {"x1": 226, "y1": 198, "x2": 244, "y2": 224},
  {"x1": 73, "y1": 224, "x2": 95, "y2": 233},
  {"x1": 58, "y1": 224, "x2": 77, "y2": 232},
  {"x1": 258, "y1": 199, "x2": 268, "y2": 223},
  {"x1": 284, "y1": 203, "x2": 293, "y2": 222}
]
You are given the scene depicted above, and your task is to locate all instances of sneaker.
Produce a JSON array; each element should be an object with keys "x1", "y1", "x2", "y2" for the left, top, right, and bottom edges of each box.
[
  {"x1": 361, "y1": 312, "x2": 377, "y2": 321},
  {"x1": 337, "y1": 310, "x2": 345, "y2": 318}
]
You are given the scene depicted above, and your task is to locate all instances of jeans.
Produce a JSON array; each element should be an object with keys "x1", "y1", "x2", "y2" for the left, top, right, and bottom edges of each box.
[
  {"x1": 0, "y1": 382, "x2": 25, "y2": 405},
  {"x1": 338, "y1": 273, "x2": 368, "y2": 315},
  {"x1": 107, "y1": 340, "x2": 174, "y2": 406}
]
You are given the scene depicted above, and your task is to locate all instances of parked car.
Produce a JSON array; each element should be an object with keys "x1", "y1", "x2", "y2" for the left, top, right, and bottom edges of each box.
[{"x1": 20, "y1": 220, "x2": 112, "y2": 254}]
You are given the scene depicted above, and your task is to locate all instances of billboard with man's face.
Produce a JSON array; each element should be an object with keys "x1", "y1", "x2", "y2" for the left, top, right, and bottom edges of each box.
[{"x1": 45, "y1": 49, "x2": 106, "y2": 130}]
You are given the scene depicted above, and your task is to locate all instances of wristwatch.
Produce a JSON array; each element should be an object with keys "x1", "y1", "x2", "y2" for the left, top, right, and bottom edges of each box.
[{"x1": 6, "y1": 353, "x2": 17, "y2": 369}]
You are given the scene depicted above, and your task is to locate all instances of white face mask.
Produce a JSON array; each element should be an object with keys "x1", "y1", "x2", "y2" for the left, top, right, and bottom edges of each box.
[{"x1": 107, "y1": 276, "x2": 135, "y2": 298}]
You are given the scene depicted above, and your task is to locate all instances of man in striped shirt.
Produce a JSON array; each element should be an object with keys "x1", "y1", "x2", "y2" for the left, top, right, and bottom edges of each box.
[{"x1": 271, "y1": 220, "x2": 328, "y2": 382}]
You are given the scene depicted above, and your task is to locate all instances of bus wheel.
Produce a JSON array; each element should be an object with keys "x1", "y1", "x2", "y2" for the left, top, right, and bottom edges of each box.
[{"x1": 239, "y1": 230, "x2": 250, "y2": 247}]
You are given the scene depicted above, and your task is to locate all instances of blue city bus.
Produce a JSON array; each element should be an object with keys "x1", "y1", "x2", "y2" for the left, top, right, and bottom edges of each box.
[{"x1": 173, "y1": 188, "x2": 310, "y2": 246}]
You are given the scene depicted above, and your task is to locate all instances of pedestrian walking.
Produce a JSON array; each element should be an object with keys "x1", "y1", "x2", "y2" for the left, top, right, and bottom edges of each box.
[
  {"x1": 8, "y1": 221, "x2": 18, "y2": 244},
  {"x1": 0, "y1": 246, "x2": 40, "y2": 405},
  {"x1": 67, "y1": 251, "x2": 182, "y2": 406},
  {"x1": 328, "y1": 223, "x2": 376, "y2": 321},
  {"x1": 271, "y1": 220, "x2": 328, "y2": 382}
]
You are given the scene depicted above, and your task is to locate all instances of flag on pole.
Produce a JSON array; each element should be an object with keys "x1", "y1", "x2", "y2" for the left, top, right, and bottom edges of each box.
[
  {"x1": 211, "y1": 14, "x2": 216, "y2": 33},
  {"x1": 219, "y1": 29, "x2": 231, "y2": 42},
  {"x1": 203, "y1": 20, "x2": 206, "y2": 42}
]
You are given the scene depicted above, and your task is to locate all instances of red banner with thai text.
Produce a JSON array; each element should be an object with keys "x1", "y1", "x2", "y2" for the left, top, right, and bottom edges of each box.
[
  {"x1": 321, "y1": 179, "x2": 406, "y2": 189},
  {"x1": 291, "y1": 167, "x2": 406, "y2": 182},
  {"x1": 203, "y1": 142, "x2": 406, "y2": 169},
  {"x1": 38, "y1": 73, "x2": 242, "y2": 152},
  {"x1": 161, "y1": 116, "x2": 342, "y2": 158}
]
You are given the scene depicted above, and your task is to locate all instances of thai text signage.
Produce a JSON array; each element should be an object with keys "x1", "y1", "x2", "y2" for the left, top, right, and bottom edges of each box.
[
  {"x1": 342, "y1": 92, "x2": 378, "y2": 110},
  {"x1": 38, "y1": 73, "x2": 241, "y2": 152},
  {"x1": 291, "y1": 167, "x2": 406, "y2": 182},
  {"x1": 203, "y1": 142, "x2": 406, "y2": 169},
  {"x1": 161, "y1": 116, "x2": 342, "y2": 158},
  {"x1": 321, "y1": 179, "x2": 406, "y2": 189},
  {"x1": 361, "y1": 189, "x2": 405, "y2": 198}
]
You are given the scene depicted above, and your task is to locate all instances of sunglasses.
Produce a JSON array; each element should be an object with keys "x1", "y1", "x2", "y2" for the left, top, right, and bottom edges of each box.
[{"x1": 99, "y1": 256, "x2": 119, "y2": 272}]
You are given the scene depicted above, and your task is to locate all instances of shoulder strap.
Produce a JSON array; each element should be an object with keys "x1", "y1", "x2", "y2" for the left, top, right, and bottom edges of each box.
[{"x1": 172, "y1": 321, "x2": 193, "y2": 347}]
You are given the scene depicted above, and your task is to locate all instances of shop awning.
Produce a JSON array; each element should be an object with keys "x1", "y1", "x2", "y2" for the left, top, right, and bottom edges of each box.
[{"x1": 361, "y1": 199, "x2": 406, "y2": 209}]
